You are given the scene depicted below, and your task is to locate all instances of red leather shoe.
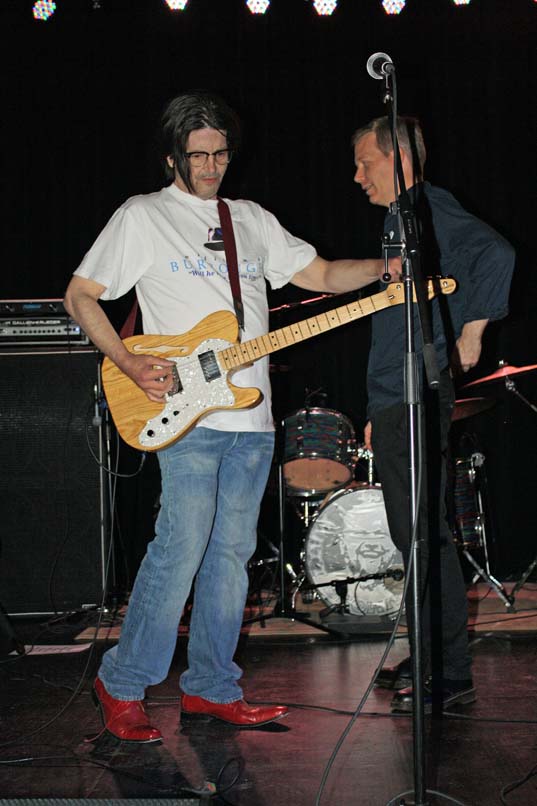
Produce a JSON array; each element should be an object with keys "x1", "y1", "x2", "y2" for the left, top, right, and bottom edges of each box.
[
  {"x1": 93, "y1": 677, "x2": 162, "y2": 743},
  {"x1": 180, "y1": 693, "x2": 288, "y2": 727}
]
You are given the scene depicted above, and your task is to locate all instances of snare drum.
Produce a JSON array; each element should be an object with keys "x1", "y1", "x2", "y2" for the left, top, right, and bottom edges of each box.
[
  {"x1": 304, "y1": 484, "x2": 404, "y2": 617},
  {"x1": 282, "y1": 408, "x2": 357, "y2": 497}
]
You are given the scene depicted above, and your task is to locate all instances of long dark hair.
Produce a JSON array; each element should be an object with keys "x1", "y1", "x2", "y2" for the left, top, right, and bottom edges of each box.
[{"x1": 159, "y1": 91, "x2": 241, "y2": 192}]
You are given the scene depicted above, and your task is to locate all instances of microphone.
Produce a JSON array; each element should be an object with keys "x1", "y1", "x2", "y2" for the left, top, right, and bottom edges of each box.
[{"x1": 366, "y1": 52, "x2": 395, "y2": 80}]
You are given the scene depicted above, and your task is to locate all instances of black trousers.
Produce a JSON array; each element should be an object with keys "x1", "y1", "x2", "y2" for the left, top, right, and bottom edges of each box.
[{"x1": 371, "y1": 371, "x2": 472, "y2": 681}]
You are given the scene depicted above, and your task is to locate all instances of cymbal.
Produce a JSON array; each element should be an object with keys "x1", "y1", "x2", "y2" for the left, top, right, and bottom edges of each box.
[
  {"x1": 464, "y1": 362, "x2": 537, "y2": 388},
  {"x1": 452, "y1": 397, "x2": 494, "y2": 421}
]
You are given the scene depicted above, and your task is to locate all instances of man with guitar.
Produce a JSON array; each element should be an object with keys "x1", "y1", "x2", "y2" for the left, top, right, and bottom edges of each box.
[
  {"x1": 64, "y1": 91, "x2": 398, "y2": 743},
  {"x1": 353, "y1": 115, "x2": 515, "y2": 713}
]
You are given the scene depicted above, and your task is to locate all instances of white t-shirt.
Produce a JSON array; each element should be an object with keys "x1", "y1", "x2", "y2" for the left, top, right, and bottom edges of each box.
[{"x1": 75, "y1": 183, "x2": 317, "y2": 432}]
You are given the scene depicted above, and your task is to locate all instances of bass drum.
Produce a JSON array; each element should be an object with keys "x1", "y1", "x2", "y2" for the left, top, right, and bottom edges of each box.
[{"x1": 304, "y1": 484, "x2": 405, "y2": 617}]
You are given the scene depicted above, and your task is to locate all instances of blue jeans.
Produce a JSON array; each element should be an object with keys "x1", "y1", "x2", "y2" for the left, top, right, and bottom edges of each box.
[{"x1": 99, "y1": 427, "x2": 275, "y2": 703}]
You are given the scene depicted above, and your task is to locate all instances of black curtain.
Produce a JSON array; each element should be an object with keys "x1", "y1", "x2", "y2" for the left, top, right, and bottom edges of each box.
[{"x1": 3, "y1": 0, "x2": 537, "y2": 578}]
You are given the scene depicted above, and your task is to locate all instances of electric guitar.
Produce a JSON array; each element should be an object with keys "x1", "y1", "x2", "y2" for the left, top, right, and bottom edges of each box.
[{"x1": 102, "y1": 278, "x2": 456, "y2": 451}]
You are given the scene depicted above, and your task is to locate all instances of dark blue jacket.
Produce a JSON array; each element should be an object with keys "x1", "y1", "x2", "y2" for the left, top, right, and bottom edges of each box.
[{"x1": 367, "y1": 182, "x2": 515, "y2": 415}]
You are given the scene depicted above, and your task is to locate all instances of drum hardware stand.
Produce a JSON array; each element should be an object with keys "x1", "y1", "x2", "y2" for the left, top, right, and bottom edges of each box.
[
  {"x1": 356, "y1": 446, "x2": 376, "y2": 485},
  {"x1": 248, "y1": 531, "x2": 280, "y2": 572},
  {"x1": 500, "y1": 371, "x2": 537, "y2": 417},
  {"x1": 242, "y1": 430, "x2": 340, "y2": 637},
  {"x1": 501, "y1": 376, "x2": 537, "y2": 600},
  {"x1": 462, "y1": 549, "x2": 514, "y2": 611},
  {"x1": 511, "y1": 555, "x2": 537, "y2": 598},
  {"x1": 248, "y1": 553, "x2": 279, "y2": 571},
  {"x1": 290, "y1": 495, "x2": 321, "y2": 528},
  {"x1": 461, "y1": 368, "x2": 537, "y2": 601},
  {"x1": 0, "y1": 604, "x2": 25, "y2": 656},
  {"x1": 288, "y1": 495, "x2": 324, "y2": 604},
  {"x1": 457, "y1": 453, "x2": 514, "y2": 610}
]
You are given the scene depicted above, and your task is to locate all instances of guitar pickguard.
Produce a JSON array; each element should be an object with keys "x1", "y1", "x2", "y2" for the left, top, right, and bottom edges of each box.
[{"x1": 139, "y1": 337, "x2": 235, "y2": 448}]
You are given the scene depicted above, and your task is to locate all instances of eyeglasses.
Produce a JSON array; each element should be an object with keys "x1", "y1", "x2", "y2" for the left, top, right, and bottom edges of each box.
[{"x1": 184, "y1": 149, "x2": 233, "y2": 167}]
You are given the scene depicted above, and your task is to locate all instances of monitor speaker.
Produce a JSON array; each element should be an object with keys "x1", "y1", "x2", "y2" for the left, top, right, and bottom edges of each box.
[{"x1": 0, "y1": 349, "x2": 107, "y2": 614}]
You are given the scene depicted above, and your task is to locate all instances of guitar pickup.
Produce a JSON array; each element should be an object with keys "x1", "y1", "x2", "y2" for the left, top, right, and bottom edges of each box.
[{"x1": 199, "y1": 350, "x2": 221, "y2": 383}]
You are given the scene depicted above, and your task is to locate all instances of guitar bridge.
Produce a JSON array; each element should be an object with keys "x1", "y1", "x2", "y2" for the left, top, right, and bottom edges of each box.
[{"x1": 168, "y1": 364, "x2": 182, "y2": 396}]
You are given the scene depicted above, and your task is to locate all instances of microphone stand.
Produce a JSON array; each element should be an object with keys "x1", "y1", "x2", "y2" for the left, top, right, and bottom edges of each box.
[
  {"x1": 380, "y1": 68, "x2": 439, "y2": 806},
  {"x1": 302, "y1": 568, "x2": 406, "y2": 618}
]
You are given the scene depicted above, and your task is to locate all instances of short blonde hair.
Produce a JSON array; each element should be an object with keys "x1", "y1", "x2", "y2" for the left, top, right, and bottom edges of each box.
[{"x1": 352, "y1": 116, "x2": 426, "y2": 179}]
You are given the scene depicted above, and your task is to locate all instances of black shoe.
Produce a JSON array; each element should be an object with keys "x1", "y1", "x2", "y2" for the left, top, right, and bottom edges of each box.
[
  {"x1": 375, "y1": 656, "x2": 413, "y2": 691},
  {"x1": 391, "y1": 678, "x2": 476, "y2": 714}
]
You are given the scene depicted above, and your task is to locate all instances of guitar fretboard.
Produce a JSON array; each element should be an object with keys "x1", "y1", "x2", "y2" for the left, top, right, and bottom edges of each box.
[{"x1": 218, "y1": 287, "x2": 392, "y2": 370}]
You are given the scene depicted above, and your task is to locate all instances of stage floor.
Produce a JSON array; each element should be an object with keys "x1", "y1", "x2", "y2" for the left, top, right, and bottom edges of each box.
[{"x1": 2, "y1": 583, "x2": 537, "y2": 806}]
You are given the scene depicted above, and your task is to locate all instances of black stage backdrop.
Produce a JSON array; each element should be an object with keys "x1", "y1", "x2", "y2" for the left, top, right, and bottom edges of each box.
[{"x1": 2, "y1": 0, "x2": 537, "y2": 586}]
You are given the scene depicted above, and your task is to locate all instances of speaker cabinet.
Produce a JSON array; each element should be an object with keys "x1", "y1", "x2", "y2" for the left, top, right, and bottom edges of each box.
[{"x1": 0, "y1": 349, "x2": 107, "y2": 614}]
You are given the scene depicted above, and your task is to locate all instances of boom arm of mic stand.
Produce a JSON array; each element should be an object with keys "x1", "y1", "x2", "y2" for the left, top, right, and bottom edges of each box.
[{"x1": 303, "y1": 569, "x2": 404, "y2": 591}]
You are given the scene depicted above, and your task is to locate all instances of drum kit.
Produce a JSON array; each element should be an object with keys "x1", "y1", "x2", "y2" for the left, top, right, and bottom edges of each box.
[
  {"x1": 275, "y1": 406, "x2": 405, "y2": 626},
  {"x1": 256, "y1": 359, "x2": 537, "y2": 626},
  {"x1": 453, "y1": 360, "x2": 537, "y2": 606}
]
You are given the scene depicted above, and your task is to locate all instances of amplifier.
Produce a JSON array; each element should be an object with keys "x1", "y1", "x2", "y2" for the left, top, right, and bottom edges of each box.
[
  {"x1": 0, "y1": 298, "x2": 89, "y2": 346},
  {"x1": 0, "y1": 349, "x2": 107, "y2": 614}
]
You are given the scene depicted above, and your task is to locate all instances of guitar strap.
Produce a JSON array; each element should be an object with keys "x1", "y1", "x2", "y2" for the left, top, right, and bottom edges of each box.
[
  {"x1": 217, "y1": 197, "x2": 245, "y2": 334},
  {"x1": 119, "y1": 197, "x2": 244, "y2": 339},
  {"x1": 119, "y1": 292, "x2": 140, "y2": 339}
]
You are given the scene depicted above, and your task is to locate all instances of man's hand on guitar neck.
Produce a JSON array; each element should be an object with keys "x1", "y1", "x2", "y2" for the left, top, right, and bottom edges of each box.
[{"x1": 384, "y1": 256, "x2": 403, "y2": 282}]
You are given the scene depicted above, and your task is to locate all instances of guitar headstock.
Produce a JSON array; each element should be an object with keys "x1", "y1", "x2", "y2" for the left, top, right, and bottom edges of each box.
[{"x1": 386, "y1": 277, "x2": 457, "y2": 306}]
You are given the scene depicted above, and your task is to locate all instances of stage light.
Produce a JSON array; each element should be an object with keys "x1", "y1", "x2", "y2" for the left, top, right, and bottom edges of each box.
[
  {"x1": 247, "y1": 0, "x2": 270, "y2": 13},
  {"x1": 313, "y1": 0, "x2": 338, "y2": 15},
  {"x1": 452, "y1": 0, "x2": 471, "y2": 5},
  {"x1": 165, "y1": 0, "x2": 188, "y2": 10},
  {"x1": 382, "y1": 0, "x2": 406, "y2": 14},
  {"x1": 32, "y1": 1, "x2": 56, "y2": 20}
]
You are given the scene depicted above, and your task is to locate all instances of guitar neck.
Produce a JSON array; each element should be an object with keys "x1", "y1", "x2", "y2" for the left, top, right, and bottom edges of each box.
[{"x1": 218, "y1": 286, "x2": 394, "y2": 371}]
